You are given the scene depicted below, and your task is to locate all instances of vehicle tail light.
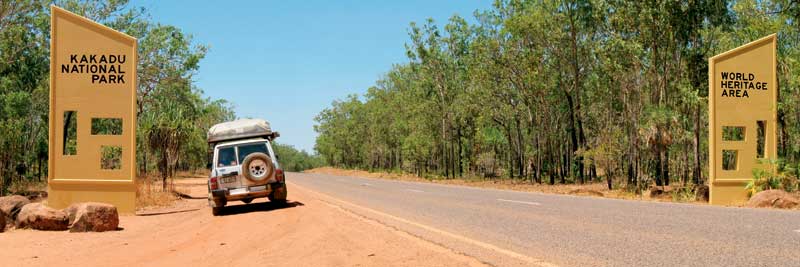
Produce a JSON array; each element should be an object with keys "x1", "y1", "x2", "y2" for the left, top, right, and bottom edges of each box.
[
  {"x1": 275, "y1": 169, "x2": 285, "y2": 182},
  {"x1": 210, "y1": 177, "x2": 219, "y2": 190}
]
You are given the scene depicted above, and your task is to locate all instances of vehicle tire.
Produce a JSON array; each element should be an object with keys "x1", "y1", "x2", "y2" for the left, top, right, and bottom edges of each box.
[
  {"x1": 241, "y1": 153, "x2": 274, "y2": 182},
  {"x1": 241, "y1": 198, "x2": 253, "y2": 204},
  {"x1": 268, "y1": 185, "x2": 288, "y2": 205},
  {"x1": 212, "y1": 206, "x2": 223, "y2": 216}
]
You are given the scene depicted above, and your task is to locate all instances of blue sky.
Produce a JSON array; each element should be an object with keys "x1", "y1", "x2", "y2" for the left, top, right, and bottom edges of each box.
[{"x1": 132, "y1": 0, "x2": 493, "y2": 153}]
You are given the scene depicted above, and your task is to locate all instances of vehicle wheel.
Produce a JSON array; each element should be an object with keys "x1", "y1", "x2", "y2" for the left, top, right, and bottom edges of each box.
[
  {"x1": 241, "y1": 198, "x2": 253, "y2": 204},
  {"x1": 241, "y1": 153, "x2": 274, "y2": 182},
  {"x1": 268, "y1": 186, "x2": 288, "y2": 205},
  {"x1": 212, "y1": 206, "x2": 223, "y2": 216}
]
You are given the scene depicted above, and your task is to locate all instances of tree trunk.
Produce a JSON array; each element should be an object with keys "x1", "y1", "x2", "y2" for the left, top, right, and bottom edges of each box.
[
  {"x1": 654, "y1": 150, "x2": 663, "y2": 186},
  {"x1": 561, "y1": 143, "x2": 568, "y2": 184},
  {"x1": 664, "y1": 148, "x2": 670, "y2": 186},
  {"x1": 457, "y1": 128, "x2": 463, "y2": 177},
  {"x1": 565, "y1": 91, "x2": 579, "y2": 183},
  {"x1": 535, "y1": 133, "x2": 542, "y2": 184},
  {"x1": 515, "y1": 119, "x2": 524, "y2": 178},
  {"x1": 693, "y1": 105, "x2": 702, "y2": 185},
  {"x1": 549, "y1": 140, "x2": 556, "y2": 185}
]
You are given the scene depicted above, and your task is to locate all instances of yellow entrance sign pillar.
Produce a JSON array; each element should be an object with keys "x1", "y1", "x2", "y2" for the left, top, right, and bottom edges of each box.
[
  {"x1": 48, "y1": 6, "x2": 137, "y2": 213},
  {"x1": 708, "y1": 34, "x2": 777, "y2": 206}
]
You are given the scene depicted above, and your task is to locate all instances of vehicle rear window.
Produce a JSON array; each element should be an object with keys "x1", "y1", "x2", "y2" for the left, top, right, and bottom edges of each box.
[
  {"x1": 217, "y1": 147, "x2": 237, "y2": 167},
  {"x1": 237, "y1": 143, "x2": 268, "y2": 163}
]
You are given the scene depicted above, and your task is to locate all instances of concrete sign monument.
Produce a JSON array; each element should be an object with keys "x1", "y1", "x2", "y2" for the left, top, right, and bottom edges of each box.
[
  {"x1": 708, "y1": 34, "x2": 777, "y2": 205},
  {"x1": 48, "y1": 6, "x2": 137, "y2": 213}
]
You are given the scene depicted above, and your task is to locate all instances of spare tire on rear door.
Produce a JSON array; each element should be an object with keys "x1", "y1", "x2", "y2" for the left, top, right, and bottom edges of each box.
[{"x1": 242, "y1": 152, "x2": 274, "y2": 182}]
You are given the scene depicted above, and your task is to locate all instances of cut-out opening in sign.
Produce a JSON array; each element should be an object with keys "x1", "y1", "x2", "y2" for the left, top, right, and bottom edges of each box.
[
  {"x1": 722, "y1": 126, "x2": 745, "y2": 141},
  {"x1": 722, "y1": 150, "x2": 738, "y2": 171},
  {"x1": 101, "y1": 146, "x2": 122, "y2": 170},
  {"x1": 757, "y1": 121, "x2": 766, "y2": 158},
  {"x1": 91, "y1": 118, "x2": 123, "y2": 135},
  {"x1": 63, "y1": 111, "x2": 77, "y2": 155}
]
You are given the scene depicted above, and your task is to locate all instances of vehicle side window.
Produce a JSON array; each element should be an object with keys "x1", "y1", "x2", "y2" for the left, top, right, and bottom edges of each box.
[
  {"x1": 237, "y1": 143, "x2": 268, "y2": 163},
  {"x1": 217, "y1": 147, "x2": 237, "y2": 167}
]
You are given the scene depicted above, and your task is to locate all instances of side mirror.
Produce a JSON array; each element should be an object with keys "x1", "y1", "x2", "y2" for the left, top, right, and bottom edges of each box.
[{"x1": 206, "y1": 163, "x2": 212, "y2": 169}]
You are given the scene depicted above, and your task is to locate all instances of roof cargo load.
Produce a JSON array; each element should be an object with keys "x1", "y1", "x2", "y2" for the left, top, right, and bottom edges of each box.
[{"x1": 207, "y1": 119, "x2": 278, "y2": 144}]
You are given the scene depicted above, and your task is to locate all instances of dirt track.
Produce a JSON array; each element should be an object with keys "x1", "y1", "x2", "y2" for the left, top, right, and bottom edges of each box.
[{"x1": 0, "y1": 177, "x2": 484, "y2": 267}]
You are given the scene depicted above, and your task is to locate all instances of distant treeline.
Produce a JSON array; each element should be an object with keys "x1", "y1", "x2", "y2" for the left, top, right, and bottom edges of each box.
[
  {"x1": 314, "y1": 0, "x2": 800, "y2": 191},
  {"x1": 272, "y1": 143, "x2": 324, "y2": 172}
]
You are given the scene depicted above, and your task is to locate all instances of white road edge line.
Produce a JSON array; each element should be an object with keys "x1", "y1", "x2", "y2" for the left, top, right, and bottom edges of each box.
[
  {"x1": 360, "y1": 183, "x2": 372, "y2": 186},
  {"x1": 497, "y1": 199, "x2": 542, "y2": 206},
  {"x1": 794, "y1": 229, "x2": 800, "y2": 233},
  {"x1": 406, "y1": 189, "x2": 425, "y2": 193},
  {"x1": 293, "y1": 182, "x2": 557, "y2": 267}
]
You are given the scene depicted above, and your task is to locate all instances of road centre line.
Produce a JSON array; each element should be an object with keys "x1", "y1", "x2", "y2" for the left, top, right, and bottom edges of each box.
[
  {"x1": 794, "y1": 229, "x2": 800, "y2": 233},
  {"x1": 497, "y1": 199, "x2": 542, "y2": 206},
  {"x1": 360, "y1": 183, "x2": 372, "y2": 186},
  {"x1": 406, "y1": 189, "x2": 425, "y2": 193}
]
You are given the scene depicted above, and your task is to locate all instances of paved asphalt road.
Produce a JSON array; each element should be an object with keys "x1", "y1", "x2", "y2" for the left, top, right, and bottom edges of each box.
[{"x1": 288, "y1": 172, "x2": 800, "y2": 267}]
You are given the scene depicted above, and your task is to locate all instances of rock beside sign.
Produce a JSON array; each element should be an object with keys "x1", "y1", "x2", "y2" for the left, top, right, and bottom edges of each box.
[
  {"x1": 65, "y1": 202, "x2": 119, "y2": 232},
  {"x1": 0, "y1": 195, "x2": 30, "y2": 223},
  {"x1": 16, "y1": 203, "x2": 69, "y2": 231},
  {"x1": 0, "y1": 198, "x2": 121, "y2": 232},
  {"x1": 746, "y1": 190, "x2": 799, "y2": 209},
  {"x1": 0, "y1": 201, "x2": 119, "y2": 233},
  {"x1": 694, "y1": 185, "x2": 710, "y2": 202},
  {"x1": 649, "y1": 187, "x2": 667, "y2": 198}
]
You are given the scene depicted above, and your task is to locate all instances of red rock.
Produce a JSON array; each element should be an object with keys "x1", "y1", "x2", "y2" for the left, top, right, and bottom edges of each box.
[
  {"x1": 65, "y1": 202, "x2": 119, "y2": 232},
  {"x1": 649, "y1": 187, "x2": 666, "y2": 198},
  {"x1": 746, "y1": 190, "x2": 799, "y2": 209},
  {"x1": 0, "y1": 195, "x2": 30, "y2": 222},
  {"x1": 695, "y1": 185, "x2": 710, "y2": 202},
  {"x1": 16, "y1": 203, "x2": 68, "y2": 231}
]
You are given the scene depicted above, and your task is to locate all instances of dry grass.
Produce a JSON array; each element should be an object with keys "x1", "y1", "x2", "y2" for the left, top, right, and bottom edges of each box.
[
  {"x1": 304, "y1": 167, "x2": 704, "y2": 204},
  {"x1": 174, "y1": 169, "x2": 209, "y2": 179},
  {"x1": 135, "y1": 176, "x2": 181, "y2": 210},
  {"x1": 135, "y1": 170, "x2": 210, "y2": 211},
  {"x1": 7, "y1": 178, "x2": 47, "y2": 195},
  {"x1": 5, "y1": 178, "x2": 48, "y2": 202}
]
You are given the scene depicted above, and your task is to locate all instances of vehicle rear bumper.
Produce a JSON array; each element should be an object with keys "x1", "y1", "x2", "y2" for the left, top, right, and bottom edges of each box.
[{"x1": 209, "y1": 183, "x2": 284, "y2": 205}]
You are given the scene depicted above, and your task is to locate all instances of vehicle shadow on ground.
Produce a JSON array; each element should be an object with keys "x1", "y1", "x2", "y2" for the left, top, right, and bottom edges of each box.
[{"x1": 218, "y1": 200, "x2": 304, "y2": 216}]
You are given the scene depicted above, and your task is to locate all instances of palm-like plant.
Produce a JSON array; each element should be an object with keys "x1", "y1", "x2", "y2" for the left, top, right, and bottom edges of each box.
[{"x1": 746, "y1": 159, "x2": 798, "y2": 197}]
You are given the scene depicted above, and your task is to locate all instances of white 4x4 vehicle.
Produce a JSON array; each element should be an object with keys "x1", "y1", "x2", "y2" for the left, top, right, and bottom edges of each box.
[{"x1": 207, "y1": 119, "x2": 287, "y2": 216}]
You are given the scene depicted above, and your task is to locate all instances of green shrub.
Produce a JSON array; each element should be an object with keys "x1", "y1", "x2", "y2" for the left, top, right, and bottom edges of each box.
[
  {"x1": 746, "y1": 159, "x2": 798, "y2": 197},
  {"x1": 670, "y1": 187, "x2": 696, "y2": 202}
]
